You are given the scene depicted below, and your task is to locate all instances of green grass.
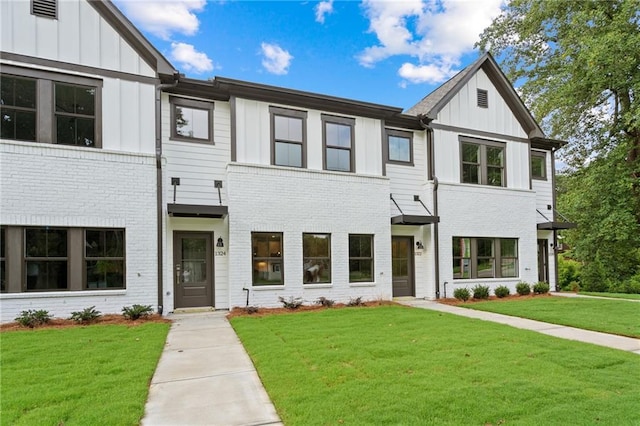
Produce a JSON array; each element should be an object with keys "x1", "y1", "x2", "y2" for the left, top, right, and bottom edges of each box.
[
  {"x1": 462, "y1": 296, "x2": 640, "y2": 338},
  {"x1": 231, "y1": 305, "x2": 640, "y2": 425},
  {"x1": 0, "y1": 322, "x2": 170, "y2": 426},
  {"x1": 579, "y1": 291, "x2": 640, "y2": 300}
]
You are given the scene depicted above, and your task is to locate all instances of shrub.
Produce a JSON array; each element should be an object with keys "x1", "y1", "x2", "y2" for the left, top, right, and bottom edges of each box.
[
  {"x1": 533, "y1": 281, "x2": 550, "y2": 294},
  {"x1": 15, "y1": 309, "x2": 53, "y2": 328},
  {"x1": 516, "y1": 282, "x2": 531, "y2": 296},
  {"x1": 558, "y1": 254, "x2": 582, "y2": 291},
  {"x1": 472, "y1": 284, "x2": 490, "y2": 300},
  {"x1": 453, "y1": 287, "x2": 470, "y2": 302},
  {"x1": 69, "y1": 306, "x2": 102, "y2": 323},
  {"x1": 316, "y1": 297, "x2": 335, "y2": 308},
  {"x1": 244, "y1": 306, "x2": 259, "y2": 314},
  {"x1": 494, "y1": 285, "x2": 510, "y2": 298},
  {"x1": 278, "y1": 296, "x2": 303, "y2": 309},
  {"x1": 122, "y1": 304, "x2": 154, "y2": 320},
  {"x1": 346, "y1": 296, "x2": 365, "y2": 307}
]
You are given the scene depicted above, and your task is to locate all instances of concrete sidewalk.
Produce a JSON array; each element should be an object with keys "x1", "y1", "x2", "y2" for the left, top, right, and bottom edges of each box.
[
  {"x1": 401, "y1": 300, "x2": 640, "y2": 355},
  {"x1": 141, "y1": 311, "x2": 281, "y2": 426},
  {"x1": 551, "y1": 291, "x2": 640, "y2": 302}
]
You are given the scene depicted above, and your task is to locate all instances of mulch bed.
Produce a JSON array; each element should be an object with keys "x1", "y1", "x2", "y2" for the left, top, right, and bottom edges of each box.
[
  {"x1": 226, "y1": 300, "x2": 398, "y2": 319},
  {"x1": 438, "y1": 293, "x2": 552, "y2": 306},
  {"x1": 0, "y1": 314, "x2": 171, "y2": 333}
]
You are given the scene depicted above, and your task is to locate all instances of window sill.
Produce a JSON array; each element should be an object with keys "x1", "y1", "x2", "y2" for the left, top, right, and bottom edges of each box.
[
  {"x1": 0, "y1": 289, "x2": 127, "y2": 299},
  {"x1": 251, "y1": 285, "x2": 285, "y2": 291},
  {"x1": 452, "y1": 277, "x2": 519, "y2": 282},
  {"x1": 303, "y1": 283, "x2": 333, "y2": 289},
  {"x1": 349, "y1": 282, "x2": 377, "y2": 287}
]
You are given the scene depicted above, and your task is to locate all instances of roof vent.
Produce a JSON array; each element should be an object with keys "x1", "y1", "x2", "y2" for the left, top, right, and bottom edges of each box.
[
  {"x1": 31, "y1": 0, "x2": 57, "y2": 19},
  {"x1": 477, "y1": 89, "x2": 488, "y2": 108}
]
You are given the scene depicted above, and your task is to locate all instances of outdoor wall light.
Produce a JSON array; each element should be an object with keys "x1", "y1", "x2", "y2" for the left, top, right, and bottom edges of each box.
[
  {"x1": 416, "y1": 241, "x2": 424, "y2": 250},
  {"x1": 217, "y1": 237, "x2": 224, "y2": 247}
]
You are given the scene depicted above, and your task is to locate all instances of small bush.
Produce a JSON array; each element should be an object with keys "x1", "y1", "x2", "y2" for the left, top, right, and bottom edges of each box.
[
  {"x1": 69, "y1": 306, "x2": 102, "y2": 323},
  {"x1": 244, "y1": 306, "x2": 259, "y2": 314},
  {"x1": 453, "y1": 287, "x2": 471, "y2": 302},
  {"x1": 15, "y1": 309, "x2": 53, "y2": 328},
  {"x1": 122, "y1": 304, "x2": 154, "y2": 320},
  {"x1": 278, "y1": 296, "x2": 303, "y2": 309},
  {"x1": 494, "y1": 285, "x2": 510, "y2": 298},
  {"x1": 516, "y1": 282, "x2": 531, "y2": 296},
  {"x1": 533, "y1": 281, "x2": 550, "y2": 294},
  {"x1": 316, "y1": 297, "x2": 335, "y2": 308},
  {"x1": 346, "y1": 296, "x2": 365, "y2": 307},
  {"x1": 472, "y1": 284, "x2": 490, "y2": 300}
]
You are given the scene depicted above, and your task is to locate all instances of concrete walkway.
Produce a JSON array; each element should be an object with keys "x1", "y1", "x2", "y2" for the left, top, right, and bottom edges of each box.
[
  {"x1": 400, "y1": 300, "x2": 640, "y2": 355},
  {"x1": 551, "y1": 291, "x2": 640, "y2": 302},
  {"x1": 142, "y1": 311, "x2": 281, "y2": 426}
]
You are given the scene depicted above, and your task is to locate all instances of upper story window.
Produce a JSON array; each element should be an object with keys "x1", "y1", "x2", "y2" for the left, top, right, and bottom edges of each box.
[
  {"x1": 322, "y1": 114, "x2": 355, "y2": 172},
  {"x1": 460, "y1": 138, "x2": 506, "y2": 187},
  {"x1": 170, "y1": 97, "x2": 214, "y2": 143},
  {"x1": 270, "y1": 106, "x2": 306, "y2": 168},
  {"x1": 531, "y1": 151, "x2": 547, "y2": 180},
  {"x1": 386, "y1": 129, "x2": 413, "y2": 165},
  {"x1": 1, "y1": 66, "x2": 102, "y2": 148}
]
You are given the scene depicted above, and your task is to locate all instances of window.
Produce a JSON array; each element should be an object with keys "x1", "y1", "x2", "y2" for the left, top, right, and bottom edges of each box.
[
  {"x1": 477, "y1": 89, "x2": 488, "y2": 108},
  {"x1": 252, "y1": 233, "x2": 283, "y2": 286},
  {"x1": 1, "y1": 226, "x2": 125, "y2": 292},
  {"x1": 303, "y1": 233, "x2": 331, "y2": 284},
  {"x1": 323, "y1": 115, "x2": 355, "y2": 172},
  {"x1": 386, "y1": 129, "x2": 413, "y2": 165},
  {"x1": 531, "y1": 152, "x2": 546, "y2": 180},
  {"x1": 452, "y1": 237, "x2": 518, "y2": 279},
  {"x1": 460, "y1": 138, "x2": 505, "y2": 187},
  {"x1": 25, "y1": 228, "x2": 68, "y2": 291},
  {"x1": 55, "y1": 83, "x2": 96, "y2": 147},
  {"x1": 1, "y1": 75, "x2": 37, "y2": 141},
  {"x1": 170, "y1": 97, "x2": 214, "y2": 143},
  {"x1": 1, "y1": 66, "x2": 102, "y2": 147},
  {"x1": 270, "y1": 106, "x2": 306, "y2": 167},
  {"x1": 349, "y1": 234, "x2": 374, "y2": 282},
  {"x1": 1, "y1": 227, "x2": 5, "y2": 292},
  {"x1": 85, "y1": 229, "x2": 125, "y2": 289}
]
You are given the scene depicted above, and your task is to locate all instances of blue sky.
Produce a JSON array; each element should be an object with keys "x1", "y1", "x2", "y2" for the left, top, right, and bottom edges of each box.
[{"x1": 115, "y1": 0, "x2": 505, "y2": 110}]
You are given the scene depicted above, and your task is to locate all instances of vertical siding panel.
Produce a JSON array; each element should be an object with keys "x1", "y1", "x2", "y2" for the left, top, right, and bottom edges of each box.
[
  {"x1": 57, "y1": 0, "x2": 80, "y2": 64},
  {"x1": 14, "y1": 2, "x2": 37, "y2": 56},
  {"x1": 139, "y1": 84, "x2": 156, "y2": 154},
  {"x1": 307, "y1": 111, "x2": 322, "y2": 170},
  {"x1": 101, "y1": 79, "x2": 120, "y2": 151},
  {"x1": 99, "y1": 18, "x2": 119, "y2": 70},
  {"x1": 119, "y1": 38, "x2": 139, "y2": 75},
  {"x1": 36, "y1": 15, "x2": 58, "y2": 59},
  {"x1": 79, "y1": 1, "x2": 100, "y2": 67},
  {"x1": 1, "y1": 0, "x2": 14, "y2": 51}
]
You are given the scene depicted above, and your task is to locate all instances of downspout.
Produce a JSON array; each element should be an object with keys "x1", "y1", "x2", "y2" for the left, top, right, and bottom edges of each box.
[
  {"x1": 155, "y1": 74, "x2": 179, "y2": 315},
  {"x1": 551, "y1": 147, "x2": 559, "y2": 292},
  {"x1": 420, "y1": 115, "x2": 440, "y2": 299}
]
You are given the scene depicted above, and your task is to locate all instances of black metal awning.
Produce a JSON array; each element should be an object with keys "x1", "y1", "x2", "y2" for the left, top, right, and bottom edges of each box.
[
  {"x1": 168, "y1": 203, "x2": 228, "y2": 218},
  {"x1": 537, "y1": 221, "x2": 577, "y2": 230},
  {"x1": 391, "y1": 214, "x2": 439, "y2": 225}
]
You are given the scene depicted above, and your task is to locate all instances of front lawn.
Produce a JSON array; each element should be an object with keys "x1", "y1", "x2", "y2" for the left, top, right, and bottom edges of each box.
[
  {"x1": 461, "y1": 296, "x2": 640, "y2": 338},
  {"x1": 0, "y1": 322, "x2": 170, "y2": 426},
  {"x1": 231, "y1": 305, "x2": 640, "y2": 425},
  {"x1": 579, "y1": 292, "x2": 640, "y2": 300}
]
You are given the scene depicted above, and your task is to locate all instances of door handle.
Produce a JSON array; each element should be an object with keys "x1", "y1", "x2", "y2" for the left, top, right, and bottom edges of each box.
[{"x1": 175, "y1": 265, "x2": 181, "y2": 284}]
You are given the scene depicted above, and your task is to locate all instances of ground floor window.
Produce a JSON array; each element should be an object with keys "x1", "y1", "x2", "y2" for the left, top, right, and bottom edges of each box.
[
  {"x1": 349, "y1": 234, "x2": 374, "y2": 282},
  {"x1": 252, "y1": 233, "x2": 283, "y2": 286},
  {"x1": 1, "y1": 226, "x2": 125, "y2": 292},
  {"x1": 303, "y1": 233, "x2": 331, "y2": 284},
  {"x1": 452, "y1": 237, "x2": 518, "y2": 279}
]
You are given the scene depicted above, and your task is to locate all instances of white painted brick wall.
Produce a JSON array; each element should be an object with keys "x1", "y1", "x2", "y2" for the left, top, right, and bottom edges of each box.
[
  {"x1": 0, "y1": 141, "x2": 158, "y2": 322},
  {"x1": 226, "y1": 163, "x2": 392, "y2": 309}
]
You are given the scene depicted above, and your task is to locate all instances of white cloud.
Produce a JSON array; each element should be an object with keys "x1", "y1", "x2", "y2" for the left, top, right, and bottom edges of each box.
[
  {"x1": 170, "y1": 42, "x2": 214, "y2": 74},
  {"x1": 260, "y1": 42, "x2": 293, "y2": 75},
  {"x1": 315, "y1": 0, "x2": 334, "y2": 23},
  {"x1": 115, "y1": 0, "x2": 206, "y2": 40},
  {"x1": 358, "y1": 0, "x2": 504, "y2": 85}
]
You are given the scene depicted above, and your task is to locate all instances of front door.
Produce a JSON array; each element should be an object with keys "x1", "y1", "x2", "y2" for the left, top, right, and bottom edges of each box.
[
  {"x1": 537, "y1": 239, "x2": 549, "y2": 283},
  {"x1": 174, "y1": 232, "x2": 214, "y2": 308},
  {"x1": 392, "y1": 236, "x2": 414, "y2": 297}
]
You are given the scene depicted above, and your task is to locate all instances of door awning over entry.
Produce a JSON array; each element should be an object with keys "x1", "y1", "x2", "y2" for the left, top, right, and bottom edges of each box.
[
  {"x1": 168, "y1": 203, "x2": 228, "y2": 218},
  {"x1": 536, "y1": 209, "x2": 576, "y2": 230},
  {"x1": 390, "y1": 194, "x2": 439, "y2": 225}
]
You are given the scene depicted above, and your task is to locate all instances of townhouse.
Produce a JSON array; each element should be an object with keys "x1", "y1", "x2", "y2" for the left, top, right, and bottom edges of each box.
[{"x1": 0, "y1": 0, "x2": 573, "y2": 321}]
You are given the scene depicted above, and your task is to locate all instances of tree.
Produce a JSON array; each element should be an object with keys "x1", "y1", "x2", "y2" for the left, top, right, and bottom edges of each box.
[
  {"x1": 477, "y1": 0, "x2": 639, "y2": 186},
  {"x1": 477, "y1": 0, "x2": 640, "y2": 291}
]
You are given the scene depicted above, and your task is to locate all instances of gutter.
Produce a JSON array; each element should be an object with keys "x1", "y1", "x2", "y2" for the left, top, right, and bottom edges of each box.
[
  {"x1": 155, "y1": 74, "x2": 180, "y2": 314},
  {"x1": 420, "y1": 115, "x2": 441, "y2": 299}
]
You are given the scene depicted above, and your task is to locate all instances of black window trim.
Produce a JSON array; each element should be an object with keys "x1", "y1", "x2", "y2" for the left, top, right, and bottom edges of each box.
[
  {"x1": 459, "y1": 136, "x2": 507, "y2": 187},
  {"x1": 385, "y1": 128, "x2": 414, "y2": 166},
  {"x1": 169, "y1": 96, "x2": 215, "y2": 144},
  {"x1": 452, "y1": 237, "x2": 519, "y2": 280},
  {"x1": 322, "y1": 114, "x2": 356, "y2": 173},
  {"x1": 84, "y1": 228, "x2": 126, "y2": 290},
  {"x1": 348, "y1": 233, "x2": 375, "y2": 283},
  {"x1": 302, "y1": 232, "x2": 331, "y2": 284},
  {"x1": 269, "y1": 106, "x2": 307, "y2": 168},
  {"x1": 1, "y1": 65, "x2": 103, "y2": 148},
  {"x1": 531, "y1": 150, "x2": 547, "y2": 181},
  {"x1": 251, "y1": 232, "x2": 284, "y2": 287}
]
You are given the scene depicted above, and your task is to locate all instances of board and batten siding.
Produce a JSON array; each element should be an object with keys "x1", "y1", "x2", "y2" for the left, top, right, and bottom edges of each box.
[
  {"x1": 162, "y1": 95, "x2": 231, "y2": 206},
  {"x1": 0, "y1": 0, "x2": 155, "y2": 77},
  {"x1": 233, "y1": 98, "x2": 384, "y2": 176},
  {"x1": 532, "y1": 150, "x2": 554, "y2": 223}
]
